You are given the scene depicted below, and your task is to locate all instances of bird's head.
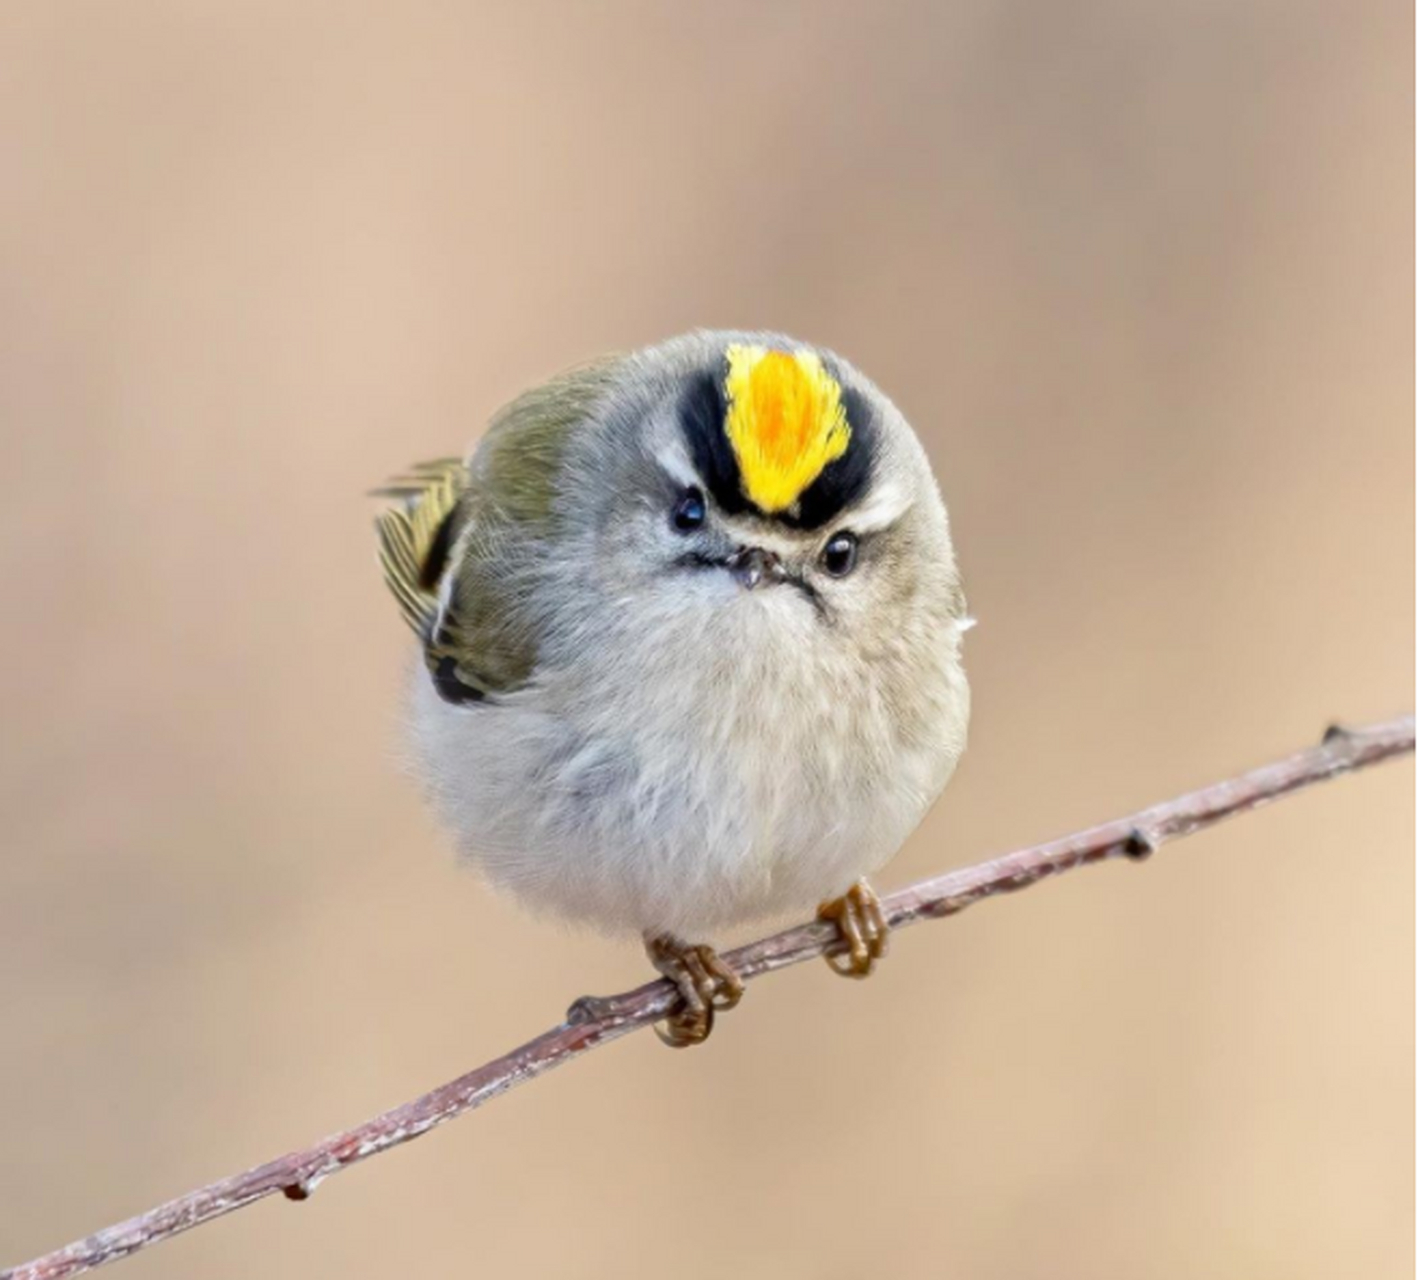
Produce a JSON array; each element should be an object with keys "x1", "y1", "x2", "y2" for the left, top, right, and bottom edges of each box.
[{"x1": 567, "y1": 331, "x2": 967, "y2": 666}]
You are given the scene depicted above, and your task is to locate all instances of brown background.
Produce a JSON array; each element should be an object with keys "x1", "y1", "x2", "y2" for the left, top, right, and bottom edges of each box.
[{"x1": 1, "y1": 4, "x2": 1412, "y2": 1278}]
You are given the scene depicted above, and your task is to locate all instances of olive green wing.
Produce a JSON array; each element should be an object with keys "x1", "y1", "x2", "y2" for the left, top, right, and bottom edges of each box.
[
  {"x1": 373, "y1": 357, "x2": 621, "y2": 703},
  {"x1": 373, "y1": 456, "x2": 495, "y2": 702}
]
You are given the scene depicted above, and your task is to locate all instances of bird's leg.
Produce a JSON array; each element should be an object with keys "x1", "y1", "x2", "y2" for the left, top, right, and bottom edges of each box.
[
  {"x1": 644, "y1": 934, "x2": 745, "y2": 1048},
  {"x1": 817, "y1": 879, "x2": 889, "y2": 978}
]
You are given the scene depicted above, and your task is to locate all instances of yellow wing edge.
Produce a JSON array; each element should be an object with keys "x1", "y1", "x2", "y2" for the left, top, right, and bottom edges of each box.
[{"x1": 372, "y1": 457, "x2": 467, "y2": 640}]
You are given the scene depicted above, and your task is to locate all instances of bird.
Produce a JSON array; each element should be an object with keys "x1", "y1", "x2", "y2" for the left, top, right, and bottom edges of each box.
[{"x1": 375, "y1": 330, "x2": 970, "y2": 1046}]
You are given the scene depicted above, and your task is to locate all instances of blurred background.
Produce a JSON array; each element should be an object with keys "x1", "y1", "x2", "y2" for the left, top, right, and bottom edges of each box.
[{"x1": 1, "y1": 3, "x2": 1412, "y2": 1277}]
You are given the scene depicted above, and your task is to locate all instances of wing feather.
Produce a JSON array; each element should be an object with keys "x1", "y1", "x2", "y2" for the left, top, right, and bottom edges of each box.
[
  {"x1": 372, "y1": 457, "x2": 466, "y2": 640},
  {"x1": 371, "y1": 355, "x2": 624, "y2": 704}
]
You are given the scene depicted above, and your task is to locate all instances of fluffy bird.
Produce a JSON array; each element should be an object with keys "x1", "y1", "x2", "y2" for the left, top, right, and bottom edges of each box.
[{"x1": 376, "y1": 331, "x2": 970, "y2": 1045}]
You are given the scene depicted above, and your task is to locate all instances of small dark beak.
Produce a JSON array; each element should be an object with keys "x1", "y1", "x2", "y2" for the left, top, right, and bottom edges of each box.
[{"x1": 726, "y1": 546, "x2": 786, "y2": 590}]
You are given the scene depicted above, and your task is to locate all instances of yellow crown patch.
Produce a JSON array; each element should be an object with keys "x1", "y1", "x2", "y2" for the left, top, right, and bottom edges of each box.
[{"x1": 724, "y1": 344, "x2": 851, "y2": 513}]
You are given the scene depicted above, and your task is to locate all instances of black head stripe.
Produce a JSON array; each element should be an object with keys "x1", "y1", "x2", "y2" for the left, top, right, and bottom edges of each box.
[
  {"x1": 678, "y1": 368, "x2": 749, "y2": 515},
  {"x1": 676, "y1": 357, "x2": 877, "y2": 529}
]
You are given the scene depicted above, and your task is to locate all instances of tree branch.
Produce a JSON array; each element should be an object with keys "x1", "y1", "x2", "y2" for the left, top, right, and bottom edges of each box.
[{"x1": 5, "y1": 715, "x2": 1412, "y2": 1280}]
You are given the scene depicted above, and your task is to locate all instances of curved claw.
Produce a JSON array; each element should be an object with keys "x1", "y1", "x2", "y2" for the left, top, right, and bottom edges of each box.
[
  {"x1": 645, "y1": 936, "x2": 745, "y2": 1048},
  {"x1": 654, "y1": 1005, "x2": 715, "y2": 1048},
  {"x1": 818, "y1": 880, "x2": 890, "y2": 979}
]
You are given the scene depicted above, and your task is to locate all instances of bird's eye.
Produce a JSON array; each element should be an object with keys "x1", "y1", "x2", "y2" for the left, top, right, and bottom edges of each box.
[
  {"x1": 822, "y1": 531, "x2": 859, "y2": 577},
  {"x1": 671, "y1": 487, "x2": 706, "y2": 533}
]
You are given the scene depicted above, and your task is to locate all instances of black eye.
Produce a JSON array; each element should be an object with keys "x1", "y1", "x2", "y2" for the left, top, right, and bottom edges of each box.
[
  {"x1": 671, "y1": 487, "x2": 706, "y2": 533},
  {"x1": 822, "y1": 531, "x2": 858, "y2": 577}
]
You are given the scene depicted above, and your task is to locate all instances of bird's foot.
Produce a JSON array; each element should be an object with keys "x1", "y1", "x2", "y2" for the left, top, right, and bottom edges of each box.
[
  {"x1": 645, "y1": 934, "x2": 745, "y2": 1048},
  {"x1": 817, "y1": 879, "x2": 889, "y2": 978}
]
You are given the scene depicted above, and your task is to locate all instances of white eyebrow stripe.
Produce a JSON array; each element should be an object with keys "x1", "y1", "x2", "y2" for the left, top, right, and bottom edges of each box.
[
  {"x1": 654, "y1": 439, "x2": 703, "y2": 490},
  {"x1": 839, "y1": 480, "x2": 912, "y2": 533}
]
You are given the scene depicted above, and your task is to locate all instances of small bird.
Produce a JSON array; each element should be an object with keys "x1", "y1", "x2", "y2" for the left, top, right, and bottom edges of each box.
[{"x1": 375, "y1": 331, "x2": 970, "y2": 1046}]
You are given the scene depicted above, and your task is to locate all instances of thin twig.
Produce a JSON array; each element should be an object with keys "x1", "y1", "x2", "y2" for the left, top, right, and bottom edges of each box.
[{"x1": 5, "y1": 715, "x2": 1412, "y2": 1280}]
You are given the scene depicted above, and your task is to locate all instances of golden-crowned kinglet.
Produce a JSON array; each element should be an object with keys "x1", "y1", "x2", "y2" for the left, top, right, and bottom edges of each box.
[{"x1": 376, "y1": 331, "x2": 970, "y2": 1045}]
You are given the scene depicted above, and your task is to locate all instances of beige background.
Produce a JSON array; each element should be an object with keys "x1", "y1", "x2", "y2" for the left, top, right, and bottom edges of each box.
[{"x1": 1, "y1": 4, "x2": 1412, "y2": 1278}]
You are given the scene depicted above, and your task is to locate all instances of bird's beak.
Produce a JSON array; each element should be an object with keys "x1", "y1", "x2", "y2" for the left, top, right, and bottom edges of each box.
[{"x1": 726, "y1": 546, "x2": 786, "y2": 590}]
